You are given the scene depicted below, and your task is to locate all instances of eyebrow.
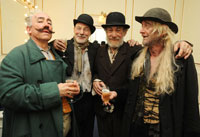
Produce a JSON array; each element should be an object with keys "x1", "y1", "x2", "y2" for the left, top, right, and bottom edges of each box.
[{"x1": 37, "y1": 17, "x2": 52, "y2": 23}]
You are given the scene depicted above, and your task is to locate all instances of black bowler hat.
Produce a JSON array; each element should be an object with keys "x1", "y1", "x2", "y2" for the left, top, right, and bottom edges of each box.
[
  {"x1": 135, "y1": 8, "x2": 178, "y2": 34},
  {"x1": 102, "y1": 12, "x2": 130, "y2": 29},
  {"x1": 73, "y1": 14, "x2": 96, "y2": 34}
]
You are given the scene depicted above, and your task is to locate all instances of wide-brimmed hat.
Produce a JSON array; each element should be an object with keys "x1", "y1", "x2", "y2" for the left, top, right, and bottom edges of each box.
[
  {"x1": 73, "y1": 14, "x2": 96, "y2": 34},
  {"x1": 135, "y1": 8, "x2": 178, "y2": 33},
  {"x1": 102, "y1": 12, "x2": 130, "y2": 29}
]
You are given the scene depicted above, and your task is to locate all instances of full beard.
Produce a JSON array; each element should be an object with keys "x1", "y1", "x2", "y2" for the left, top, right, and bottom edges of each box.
[{"x1": 107, "y1": 37, "x2": 124, "y2": 48}]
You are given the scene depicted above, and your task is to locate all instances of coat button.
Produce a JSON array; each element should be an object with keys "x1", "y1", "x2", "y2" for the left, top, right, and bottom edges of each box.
[{"x1": 39, "y1": 123, "x2": 43, "y2": 129}]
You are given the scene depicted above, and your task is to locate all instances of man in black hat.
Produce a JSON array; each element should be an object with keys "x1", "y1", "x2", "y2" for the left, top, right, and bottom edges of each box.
[
  {"x1": 92, "y1": 11, "x2": 194, "y2": 137},
  {"x1": 52, "y1": 14, "x2": 99, "y2": 137},
  {"x1": 121, "y1": 7, "x2": 200, "y2": 137},
  {"x1": 92, "y1": 11, "x2": 142, "y2": 137}
]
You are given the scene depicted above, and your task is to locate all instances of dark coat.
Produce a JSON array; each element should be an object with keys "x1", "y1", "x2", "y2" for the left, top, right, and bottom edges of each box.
[
  {"x1": 53, "y1": 38, "x2": 100, "y2": 137},
  {"x1": 0, "y1": 39, "x2": 78, "y2": 137},
  {"x1": 122, "y1": 55, "x2": 200, "y2": 137},
  {"x1": 55, "y1": 38, "x2": 100, "y2": 78},
  {"x1": 93, "y1": 42, "x2": 142, "y2": 116}
]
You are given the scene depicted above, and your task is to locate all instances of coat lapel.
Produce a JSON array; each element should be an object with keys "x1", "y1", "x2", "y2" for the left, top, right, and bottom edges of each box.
[
  {"x1": 66, "y1": 39, "x2": 75, "y2": 67},
  {"x1": 110, "y1": 43, "x2": 126, "y2": 74},
  {"x1": 99, "y1": 45, "x2": 112, "y2": 74},
  {"x1": 87, "y1": 42, "x2": 96, "y2": 73},
  {"x1": 26, "y1": 39, "x2": 46, "y2": 64}
]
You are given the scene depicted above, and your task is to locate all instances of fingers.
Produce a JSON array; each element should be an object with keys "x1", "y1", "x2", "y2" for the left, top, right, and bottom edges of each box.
[
  {"x1": 58, "y1": 82, "x2": 80, "y2": 97},
  {"x1": 66, "y1": 82, "x2": 80, "y2": 96},
  {"x1": 174, "y1": 40, "x2": 192, "y2": 59},
  {"x1": 184, "y1": 49, "x2": 192, "y2": 59},
  {"x1": 99, "y1": 82, "x2": 106, "y2": 88},
  {"x1": 54, "y1": 39, "x2": 66, "y2": 51},
  {"x1": 173, "y1": 41, "x2": 180, "y2": 53},
  {"x1": 65, "y1": 92, "x2": 73, "y2": 98},
  {"x1": 175, "y1": 48, "x2": 184, "y2": 59},
  {"x1": 103, "y1": 101, "x2": 111, "y2": 106},
  {"x1": 93, "y1": 81, "x2": 103, "y2": 96},
  {"x1": 109, "y1": 91, "x2": 117, "y2": 100},
  {"x1": 128, "y1": 39, "x2": 140, "y2": 47}
]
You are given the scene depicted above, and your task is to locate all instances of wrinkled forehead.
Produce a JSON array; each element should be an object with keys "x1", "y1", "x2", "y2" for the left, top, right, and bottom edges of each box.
[
  {"x1": 32, "y1": 12, "x2": 52, "y2": 22},
  {"x1": 75, "y1": 22, "x2": 89, "y2": 28},
  {"x1": 105, "y1": 26, "x2": 125, "y2": 30}
]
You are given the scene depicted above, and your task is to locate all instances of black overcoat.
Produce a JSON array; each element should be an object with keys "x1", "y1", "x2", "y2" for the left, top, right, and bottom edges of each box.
[{"x1": 122, "y1": 55, "x2": 200, "y2": 137}]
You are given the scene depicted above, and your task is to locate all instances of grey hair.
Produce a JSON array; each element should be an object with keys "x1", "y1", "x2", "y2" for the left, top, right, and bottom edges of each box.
[{"x1": 25, "y1": 9, "x2": 42, "y2": 27}]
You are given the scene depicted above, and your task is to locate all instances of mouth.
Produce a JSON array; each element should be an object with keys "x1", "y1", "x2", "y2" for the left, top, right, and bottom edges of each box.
[
  {"x1": 110, "y1": 38, "x2": 120, "y2": 42},
  {"x1": 77, "y1": 36, "x2": 86, "y2": 39},
  {"x1": 142, "y1": 35, "x2": 148, "y2": 39},
  {"x1": 42, "y1": 30, "x2": 50, "y2": 33}
]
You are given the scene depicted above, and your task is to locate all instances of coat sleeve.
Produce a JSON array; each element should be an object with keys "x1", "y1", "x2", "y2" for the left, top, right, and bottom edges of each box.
[
  {"x1": 183, "y1": 55, "x2": 200, "y2": 136},
  {"x1": 0, "y1": 50, "x2": 61, "y2": 112}
]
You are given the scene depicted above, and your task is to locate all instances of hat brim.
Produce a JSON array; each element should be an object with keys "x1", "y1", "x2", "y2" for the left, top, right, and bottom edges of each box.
[
  {"x1": 135, "y1": 16, "x2": 178, "y2": 34},
  {"x1": 73, "y1": 19, "x2": 96, "y2": 34},
  {"x1": 102, "y1": 23, "x2": 130, "y2": 29}
]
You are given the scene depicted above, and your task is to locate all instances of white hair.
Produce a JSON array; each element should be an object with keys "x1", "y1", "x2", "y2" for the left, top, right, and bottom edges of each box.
[{"x1": 25, "y1": 9, "x2": 43, "y2": 27}]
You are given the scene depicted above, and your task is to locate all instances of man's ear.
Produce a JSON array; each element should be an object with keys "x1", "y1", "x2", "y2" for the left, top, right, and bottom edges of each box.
[
  {"x1": 123, "y1": 28, "x2": 128, "y2": 36},
  {"x1": 26, "y1": 26, "x2": 31, "y2": 35}
]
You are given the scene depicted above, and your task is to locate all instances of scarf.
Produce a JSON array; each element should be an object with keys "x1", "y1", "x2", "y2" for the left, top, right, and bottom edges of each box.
[{"x1": 73, "y1": 39, "x2": 89, "y2": 74}]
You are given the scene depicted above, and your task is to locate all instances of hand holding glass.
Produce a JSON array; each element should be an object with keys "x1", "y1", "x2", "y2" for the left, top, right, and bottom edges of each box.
[
  {"x1": 65, "y1": 79, "x2": 77, "y2": 103},
  {"x1": 102, "y1": 87, "x2": 110, "y2": 105}
]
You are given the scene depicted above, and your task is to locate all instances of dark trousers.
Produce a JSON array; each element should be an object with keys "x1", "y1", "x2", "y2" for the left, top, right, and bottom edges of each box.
[
  {"x1": 74, "y1": 92, "x2": 95, "y2": 137},
  {"x1": 130, "y1": 122, "x2": 155, "y2": 137},
  {"x1": 96, "y1": 110, "x2": 122, "y2": 137}
]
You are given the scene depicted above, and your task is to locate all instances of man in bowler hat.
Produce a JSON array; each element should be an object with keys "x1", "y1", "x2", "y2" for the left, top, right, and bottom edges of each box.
[
  {"x1": 52, "y1": 14, "x2": 99, "y2": 137},
  {"x1": 92, "y1": 11, "x2": 194, "y2": 137}
]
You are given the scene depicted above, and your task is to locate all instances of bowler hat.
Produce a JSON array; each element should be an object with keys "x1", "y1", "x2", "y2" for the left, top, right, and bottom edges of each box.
[
  {"x1": 135, "y1": 8, "x2": 178, "y2": 33},
  {"x1": 102, "y1": 12, "x2": 130, "y2": 29},
  {"x1": 73, "y1": 14, "x2": 96, "y2": 34}
]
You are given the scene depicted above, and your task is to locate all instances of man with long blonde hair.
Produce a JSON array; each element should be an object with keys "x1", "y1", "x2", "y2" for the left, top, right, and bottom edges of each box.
[{"x1": 122, "y1": 8, "x2": 200, "y2": 137}]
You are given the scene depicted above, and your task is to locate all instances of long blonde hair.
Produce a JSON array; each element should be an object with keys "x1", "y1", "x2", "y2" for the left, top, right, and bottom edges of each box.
[{"x1": 131, "y1": 22, "x2": 179, "y2": 95}]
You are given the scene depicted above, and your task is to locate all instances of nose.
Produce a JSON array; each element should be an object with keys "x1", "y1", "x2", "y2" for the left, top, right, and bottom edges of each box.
[
  {"x1": 43, "y1": 20, "x2": 51, "y2": 28},
  {"x1": 80, "y1": 29, "x2": 84, "y2": 34},
  {"x1": 140, "y1": 27, "x2": 145, "y2": 35},
  {"x1": 111, "y1": 31, "x2": 117, "y2": 37}
]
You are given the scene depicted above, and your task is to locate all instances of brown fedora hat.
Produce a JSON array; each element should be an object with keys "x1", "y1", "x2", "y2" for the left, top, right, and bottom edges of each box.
[
  {"x1": 102, "y1": 12, "x2": 130, "y2": 29},
  {"x1": 135, "y1": 8, "x2": 178, "y2": 33},
  {"x1": 73, "y1": 14, "x2": 96, "y2": 34}
]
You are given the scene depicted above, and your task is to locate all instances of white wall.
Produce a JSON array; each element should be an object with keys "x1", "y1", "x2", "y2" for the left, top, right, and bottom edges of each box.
[
  {"x1": 0, "y1": 0, "x2": 200, "y2": 98},
  {"x1": 0, "y1": 0, "x2": 200, "y2": 134}
]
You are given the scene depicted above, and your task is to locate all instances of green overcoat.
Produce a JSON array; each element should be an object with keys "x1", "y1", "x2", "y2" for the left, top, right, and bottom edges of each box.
[{"x1": 0, "y1": 39, "x2": 77, "y2": 137}]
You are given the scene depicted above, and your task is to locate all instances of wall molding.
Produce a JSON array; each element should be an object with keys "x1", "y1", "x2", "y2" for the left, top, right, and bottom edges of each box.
[
  {"x1": 180, "y1": 0, "x2": 185, "y2": 40},
  {"x1": 0, "y1": 0, "x2": 4, "y2": 55},
  {"x1": 130, "y1": 0, "x2": 135, "y2": 39}
]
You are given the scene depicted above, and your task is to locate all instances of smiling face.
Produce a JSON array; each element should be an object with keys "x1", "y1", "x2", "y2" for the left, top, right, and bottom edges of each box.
[
  {"x1": 73, "y1": 22, "x2": 91, "y2": 44},
  {"x1": 26, "y1": 12, "x2": 53, "y2": 43},
  {"x1": 140, "y1": 20, "x2": 163, "y2": 47},
  {"x1": 105, "y1": 26, "x2": 127, "y2": 48}
]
